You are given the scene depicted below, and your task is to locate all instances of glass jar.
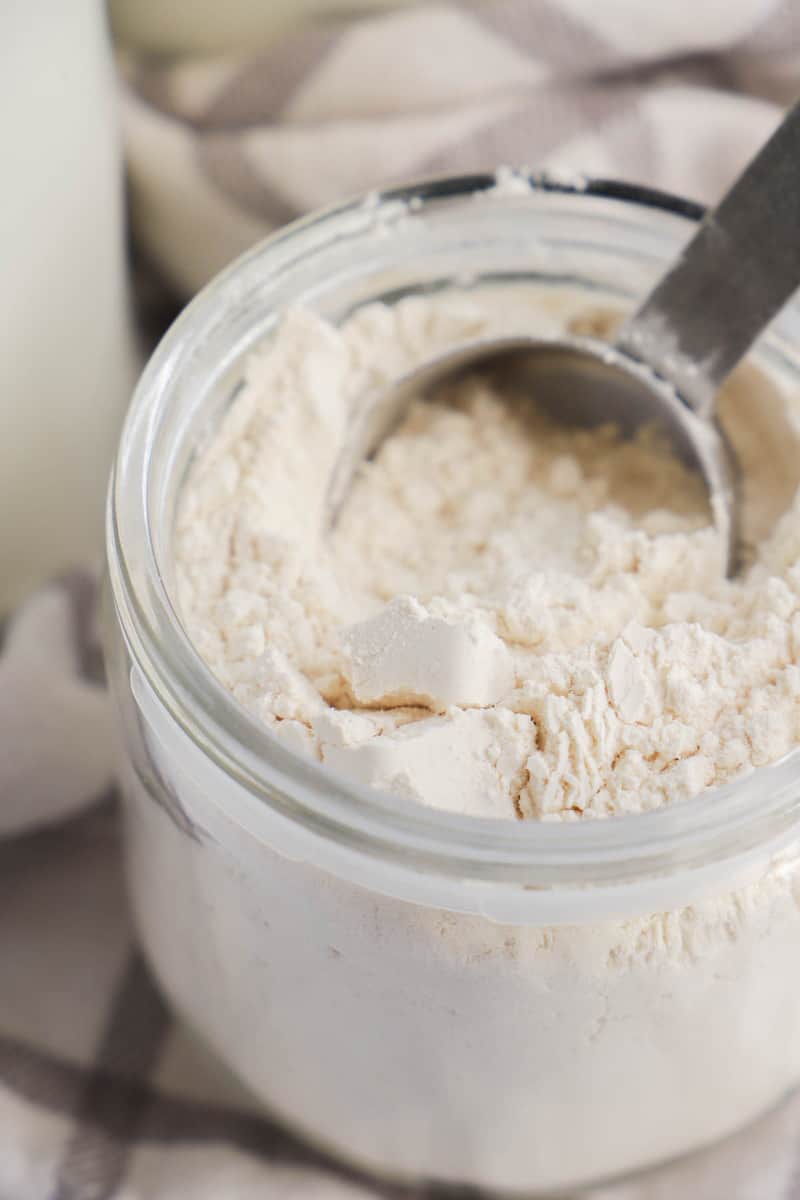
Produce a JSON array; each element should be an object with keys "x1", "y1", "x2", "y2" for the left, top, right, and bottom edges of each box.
[{"x1": 105, "y1": 175, "x2": 800, "y2": 1194}]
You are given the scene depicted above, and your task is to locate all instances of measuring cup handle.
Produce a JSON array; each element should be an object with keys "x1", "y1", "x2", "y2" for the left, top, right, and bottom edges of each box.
[{"x1": 616, "y1": 99, "x2": 800, "y2": 417}]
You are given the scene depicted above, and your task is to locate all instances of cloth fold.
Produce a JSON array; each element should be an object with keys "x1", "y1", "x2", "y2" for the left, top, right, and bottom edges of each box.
[
  {"x1": 120, "y1": 0, "x2": 798, "y2": 296},
  {"x1": 5, "y1": 2, "x2": 800, "y2": 1195}
]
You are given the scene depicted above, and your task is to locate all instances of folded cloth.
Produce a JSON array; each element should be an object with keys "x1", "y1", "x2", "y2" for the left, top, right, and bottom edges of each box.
[
  {"x1": 119, "y1": 0, "x2": 799, "y2": 296},
  {"x1": 0, "y1": 573, "x2": 114, "y2": 839},
  {"x1": 5, "y1": 2, "x2": 800, "y2": 1195}
]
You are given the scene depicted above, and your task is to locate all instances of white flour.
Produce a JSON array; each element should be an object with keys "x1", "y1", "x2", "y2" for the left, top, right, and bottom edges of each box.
[
  {"x1": 123, "y1": 284, "x2": 800, "y2": 1192},
  {"x1": 176, "y1": 288, "x2": 800, "y2": 820}
]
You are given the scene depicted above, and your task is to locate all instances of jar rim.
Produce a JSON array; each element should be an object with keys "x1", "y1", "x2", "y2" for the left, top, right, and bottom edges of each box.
[{"x1": 107, "y1": 172, "x2": 800, "y2": 919}]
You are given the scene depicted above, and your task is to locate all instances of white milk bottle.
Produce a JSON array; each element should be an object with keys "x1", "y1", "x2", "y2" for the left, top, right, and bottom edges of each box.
[{"x1": 1, "y1": 1, "x2": 135, "y2": 612}]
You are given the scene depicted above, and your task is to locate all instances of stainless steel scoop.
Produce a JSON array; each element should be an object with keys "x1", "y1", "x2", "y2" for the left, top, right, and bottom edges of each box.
[{"x1": 331, "y1": 102, "x2": 800, "y2": 575}]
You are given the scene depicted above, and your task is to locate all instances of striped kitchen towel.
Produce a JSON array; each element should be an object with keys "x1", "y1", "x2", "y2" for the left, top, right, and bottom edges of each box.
[
  {"x1": 5, "y1": 1, "x2": 800, "y2": 1195},
  {"x1": 119, "y1": 0, "x2": 797, "y2": 297}
]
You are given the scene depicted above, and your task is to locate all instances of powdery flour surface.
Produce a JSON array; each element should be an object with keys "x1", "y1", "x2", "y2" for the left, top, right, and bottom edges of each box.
[{"x1": 175, "y1": 288, "x2": 800, "y2": 820}]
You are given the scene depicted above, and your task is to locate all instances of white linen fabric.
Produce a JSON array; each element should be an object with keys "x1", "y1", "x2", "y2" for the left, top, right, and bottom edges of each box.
[{"x1": 120, "y1": 0, "x2": 797, "y2": 296}]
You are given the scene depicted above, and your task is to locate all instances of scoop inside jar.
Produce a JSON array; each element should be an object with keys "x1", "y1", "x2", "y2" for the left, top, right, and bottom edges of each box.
[{"x1": 174, "y1": 281, "x2": 800, "y2": 824}]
